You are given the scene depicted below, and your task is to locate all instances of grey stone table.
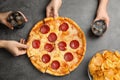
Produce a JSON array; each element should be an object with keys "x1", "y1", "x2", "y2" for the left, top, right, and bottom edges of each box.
[{"x1": 0, "y1": 0, "x2": 120, "y2": 80}]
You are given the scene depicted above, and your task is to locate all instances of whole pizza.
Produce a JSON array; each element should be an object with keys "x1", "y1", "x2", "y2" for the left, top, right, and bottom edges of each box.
[{"x1": 27, "y1": 17, "x2": 86, "y2": 76}]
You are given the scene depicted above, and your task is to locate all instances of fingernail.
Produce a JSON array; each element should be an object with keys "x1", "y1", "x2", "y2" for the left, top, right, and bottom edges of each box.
[
  {"x1": 11, "y1": 27, "x2": 14, "y2": 30},
  {"x1": 25, "y1": 18, "x2": 28, "y2": 22}
]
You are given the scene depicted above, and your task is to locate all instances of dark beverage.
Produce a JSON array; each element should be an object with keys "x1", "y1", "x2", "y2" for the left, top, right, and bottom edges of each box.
[
  {"x1": 7, "y1": 11, "x2": 26, "y2": 29},
  {"x1": 91, "y1": 20, "x2": 107, "y2": 36}
]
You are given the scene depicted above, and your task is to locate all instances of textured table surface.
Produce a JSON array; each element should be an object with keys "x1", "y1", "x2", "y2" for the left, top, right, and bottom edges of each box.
[{"x1": 0, "y1": 0, "x2": 120, "y2": 80}]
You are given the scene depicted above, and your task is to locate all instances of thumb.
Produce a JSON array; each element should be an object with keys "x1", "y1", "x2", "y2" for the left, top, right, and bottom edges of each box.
[
  {"x1": 2, "y1": 20, "x2": 14, "y2": 29},
  {"x1": 94, "y1": 18, "x2": 100, "y2": 23},
  {"x1": 18, "y1": 50, "x2": 26, "y2": 55},
  {"x1": 18, "y1": 43, "x2": 28, "y2": 49},
  {"x1": 53, "y1": 9, "x2": 59, "y2": 17},
  {"x1": 46, "y1": 8, "x2": 50, "y2": 17},
  {"x1": 104, "y1": 19, "x2": 109, "y2": 27},
  {"x1": 17, "y1": 11, "x2": 28, "y2": 22}
]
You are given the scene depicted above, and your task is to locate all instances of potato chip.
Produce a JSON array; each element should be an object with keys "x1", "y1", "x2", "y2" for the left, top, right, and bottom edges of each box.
[{"x1": 88, "y1": 50, "x2": 120, "y2": 80}]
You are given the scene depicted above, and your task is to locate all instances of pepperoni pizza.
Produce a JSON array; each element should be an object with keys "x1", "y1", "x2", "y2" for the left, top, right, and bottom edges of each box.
[{"x1": 27, "y1": 17, "x2": 86, "y2": 76}]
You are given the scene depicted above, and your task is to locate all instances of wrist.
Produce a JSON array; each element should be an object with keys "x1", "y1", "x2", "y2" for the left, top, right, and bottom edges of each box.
[
  {"x1": 98, "y1": 3, "x2": 108, "y2": 14},
  {"x1": 97, "y1": 7, "x2": 107, "y2": 13},
  {"x1": 99, "y1": 0, "x2": 108, "y2": 9},
  {"x1": 0, "y1": 40, "x2": 7, "y2": 48},
  {"x1": 0, "y1": 13, "x2": 2, "y2": 23}
]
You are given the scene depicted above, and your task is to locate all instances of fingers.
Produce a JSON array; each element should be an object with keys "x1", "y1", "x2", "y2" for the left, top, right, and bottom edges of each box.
[
  {"x1": 46, "y1": 9, "x2": 59, "y2": 18},
  {"x1": 94, "y1": 17, "x2": 110, "y2": 27},
  {"x1": 18, "y1": 50, "x2": 26, "y2": 56},
  {"x1": 2, "y1": 20, "x2": 14, "y2": 29},
  {"x1": 6, "y1": 11, "x2": 13, "y2": 15},
  {"x1": 46, "y1": 6, "x2": 59, "y2": 18},
  {"x1": 17, "y1": 11, "x2": 28, "y2": 22},
  {"x1": 20, "y1": 38, "x2": 26, "y2": 44},
  {"x1": 18, "y1": 39, "x2": 27, "y2": 56},
  {"x1": 19, "y1": 39, "x2": 27, "y2": 49},
  {"x1": 13, "y1": 50, "x2": 26, "y2": 56},
  {"x1": 46, "y1": 7, "x2": 51, "y2": 17},
  {"x1": 53, "y1": 8, "x2": 59, "y2": 17},
  {"x1": 19, "y1": 43, "x2": 27, "y2": 49},
  {"x1": 104, "y1": 18, "x2": 110, "y2": 27},
  {"x1": 13, "y1": 39, "x2": 27, "y2": 56},
  {"x1": 0, "y1": 11, "x2": 14, "y2": 29},
  {"x1": 94, "y1": 18, "x2": 99, "y2": 23}
]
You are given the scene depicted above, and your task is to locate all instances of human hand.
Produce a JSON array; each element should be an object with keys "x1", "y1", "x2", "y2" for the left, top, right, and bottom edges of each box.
[
  {"x1": 0, "y1": 11, "x2": 13, "y2": 29},
  {"x1": 46, "y1": 0, "x2": 62, "y2": 17},
  {"x1": 0, "y1": 11, "x2": 28, "y2": 30},
  {"x1": 94, "y1": 9, "x2": 109, "y2": 27},
  {"x1": 3, "y1": 39, "x2": 27, "y2": 56}
]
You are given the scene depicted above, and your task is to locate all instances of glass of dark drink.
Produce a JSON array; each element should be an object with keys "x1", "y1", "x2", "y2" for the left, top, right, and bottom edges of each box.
[
  {"x1": 7, "y1": 11, "x2": 27, "y2": 29},
  {"x1": 91, "y1": 20, "x2": 107, "y2": 36}
]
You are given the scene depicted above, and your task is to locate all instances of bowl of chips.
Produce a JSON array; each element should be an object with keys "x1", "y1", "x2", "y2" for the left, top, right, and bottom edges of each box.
[{"x1": 88, "y1": 49, "x2": 120, "y2": 80}]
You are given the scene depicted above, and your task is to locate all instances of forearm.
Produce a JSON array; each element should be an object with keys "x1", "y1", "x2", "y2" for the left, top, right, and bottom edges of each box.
[
  {"x1": 98, "y1": 0, "x2": 108, "y2": 11},
  {"x1": 0, "y1": 40, "x2": 7, "y2": 48},
  {"x1": 0, "y1": 13, "x2": 3, "y2": 23},
  {"x1": 94, "y1": 0, "x2": 109, "y2": 27}
]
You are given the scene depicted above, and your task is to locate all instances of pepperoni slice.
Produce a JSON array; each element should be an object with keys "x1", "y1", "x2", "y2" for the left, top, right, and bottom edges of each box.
[
  {"x1": 42, "y1": 54, "x2": 50, "y2": 63},
  {"x1": 59, "y1": 22, "x2": 69, "y2": 31},
  {"x1": 32, "y1": 40, "x2": 40, "y2": 49},
  {"x1": 51, "y1": 60, "x2": 60, "y2": 70},
  {"x1": 58, "y1": 46, "x2": 66, "y2": 51},
  {"x1": 44, "y1": 43, "x2": 54, "y2": 52},
  {"x1": 70, "y1": 40, "x2": 79, "y2": 49},
  {"x1": 48, "y1": 32, "x2": 57, "y2": 42},
  {"x1": 40, "y1": 24, "x2": 50, "y2": 34},
  {"x1": 58, "y1": 41, "x2": 67, "y2": 51},
  {"x1": 64, "y1": 52, "x2": 73, "y2": 62}
]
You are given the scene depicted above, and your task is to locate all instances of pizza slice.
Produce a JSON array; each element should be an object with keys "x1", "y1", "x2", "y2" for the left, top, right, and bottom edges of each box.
[
  {"x1": 63, "y1": 51, "x2": 84, "y2": 71},
  {"x1": 27, "y1": 35, "x2": 41, "y2": 57},
  {"x1": 46, "y1": 53, "x2": 70, "y2": 76},
  {"x1": 30, "y1": 50, "x2": 51, "y2": 73}
]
